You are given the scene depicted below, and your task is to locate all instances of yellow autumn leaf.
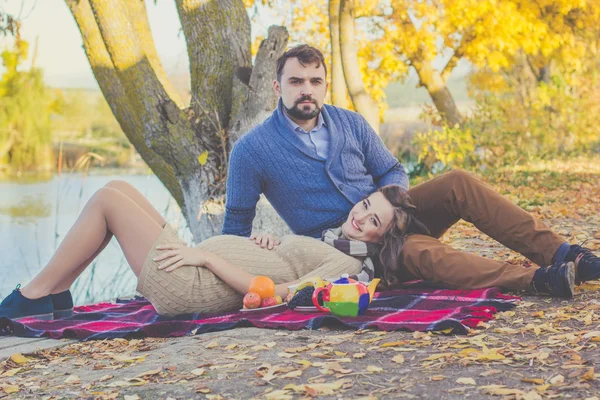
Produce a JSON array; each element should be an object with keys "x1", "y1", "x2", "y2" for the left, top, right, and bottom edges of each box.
[
  {"x1": 456, "y1": 377, "x2": 476, "y2": 385},
  {"x1": 10, "y1": 353, "x2": 28, "y2": 364},
  {"x1": 392, "y1": 354, "x2": 405, "y2": 364},
  {"x1": 521, "y1": 377, "x2": 544, "y2": 385},
  {"x1": 284, "y1": 378, "x2": 351, "y2": 396},
  {"x1": 191, "y1": 368, "x2": 205, "y2": 376},
  {"x1": 352, "y1": 353, "x2": 366, "y2": 359},
  {"x1": 380, "y1": 341, "x2": 407, "y2": 347},
  {"x1": 582, "y1": 367, "x2": 595, "y2": 381},
  {"x1": 535, "y1": 384, "x2": 550, "y2": 392},
  {"x1": 2, "y1": 368, "x2": 21, "y2": 377},
  {"x1": 1, "y1": 385, "x2": 19, "y2": 394},
  {"x1": 366, "y1": 365, "x2": 383, "y2": 373},
  {"x1": 112, "y1": 354, "x2": 146, "y2": 363},
  {"x1": 197, "y1": 150, "x2": 209, "y2": 166},
  {"x1": 423, "y1": 353, "x2": 453, "y2": 361},
  {"x1": 294, "y1": 360, "x2": 312, "y2": 368},
  {"x1": 280, "y1": 370, "x2": 303, "y2": 379},
  {"x1": 136, "y1": 369, "x2": 162, "y2": 378}
]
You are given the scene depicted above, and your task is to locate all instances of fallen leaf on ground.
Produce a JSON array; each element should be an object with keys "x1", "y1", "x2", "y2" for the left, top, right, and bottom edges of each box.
[
  {"x1": 136, "y1": 368, "x2": 161, "y2": 378},
  {"x1": 64, "y1": 375, "x2": 81, "y2": 384},
  {"x1": 521, "y1": 377, "x2": 544, "y2": 385},
  {"x1": 1, "y1": 384, "x2": 19, "y2": 394},
  {"x1": 582, "y1": 367, "x2": 595, "y2": 381},
  {"x1": 10, "y1": 353, "x2": 28, "y2": 364},
  {"x1": 456, "y1": 377, "x2": 476, "y2": 385},
  {"x1": 392, "y1": 354, "x2": 405, "y2": 364}
]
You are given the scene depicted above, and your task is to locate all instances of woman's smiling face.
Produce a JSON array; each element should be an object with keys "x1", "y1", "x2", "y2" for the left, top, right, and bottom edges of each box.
[{"x1": 341, "y1": 192, "x2": 395, "y2": 243}]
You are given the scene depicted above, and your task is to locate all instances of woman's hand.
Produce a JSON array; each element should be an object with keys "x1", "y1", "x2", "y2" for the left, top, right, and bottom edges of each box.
[
  {"x1": 249, "y1": 233, "x2": 280, "y2": 250},
  {"x1": 153, "y1": 244, "x2": 215, "y2": 272}
]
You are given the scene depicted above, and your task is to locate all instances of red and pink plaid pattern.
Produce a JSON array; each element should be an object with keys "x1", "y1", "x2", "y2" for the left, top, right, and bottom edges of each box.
[{"x1": 0, "y1": 284, "x2": 519, "y2": 340}]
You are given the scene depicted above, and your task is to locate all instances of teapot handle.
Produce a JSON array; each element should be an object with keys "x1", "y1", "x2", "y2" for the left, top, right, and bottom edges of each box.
[{"x1": 312, "y1": 287, "x2": 329, "y2": 312}]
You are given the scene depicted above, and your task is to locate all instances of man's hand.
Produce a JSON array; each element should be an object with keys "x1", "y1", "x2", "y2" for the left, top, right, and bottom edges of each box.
[{"x1": 250, "y1": 233, "x2": 280, "y2": 250}]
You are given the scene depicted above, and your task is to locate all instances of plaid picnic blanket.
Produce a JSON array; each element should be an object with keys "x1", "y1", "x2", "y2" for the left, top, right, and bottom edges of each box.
[{"x1": 0, "y1": 285, "x2": 519, "y2": 340}]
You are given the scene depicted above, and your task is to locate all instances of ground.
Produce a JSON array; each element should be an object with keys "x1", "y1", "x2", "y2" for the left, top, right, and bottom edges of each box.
[{"x1": 1, "y1": 157, "x2": 599, "y2": 399}]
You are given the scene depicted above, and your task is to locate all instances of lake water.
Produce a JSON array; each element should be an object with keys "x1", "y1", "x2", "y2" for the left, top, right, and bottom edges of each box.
[{"x1": 0, "y1": 172, "x2": 191, "y2": 305}]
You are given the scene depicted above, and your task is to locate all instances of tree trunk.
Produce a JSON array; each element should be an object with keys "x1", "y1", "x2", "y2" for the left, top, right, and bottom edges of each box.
[
  {"x1": 66, "y1": 0, "x2": 290, "y2": 242},
  {"x1": 66, "y1": 0, "x2": 184, "y2": 208},
  {"x1": 413, "y1": 61, "x2": 462, "y2": 127},
  {"x1": 339, "y1": 0, "x2": 380, "y2": 133},
  {"x1": 329, "y1": 0, "x2": 349, "y2": 108}
]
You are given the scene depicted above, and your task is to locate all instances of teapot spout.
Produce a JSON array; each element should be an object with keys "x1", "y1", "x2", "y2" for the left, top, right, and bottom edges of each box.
[{"x1": 367, "y1": 278, "x2": 380, "y2": 302}]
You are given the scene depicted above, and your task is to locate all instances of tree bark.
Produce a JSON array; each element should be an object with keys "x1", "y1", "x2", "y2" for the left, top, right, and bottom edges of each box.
[
  {"x1": 228, "y1": 25, "x2": 289, "y2": 144},
  {"x1": 329, "y1": 0, "x2": 350, "y2": 108},
  {"x1": 413, "y1": 61, "x2": 463, "y2": 127},
  {"x1": 65, "y1": 0, "x2": 184, "y2": 208},
  {"x1": 339, "y1": 0, "x2": 380, "y2": 132},
  {"x1": 67, "y1": 0, "x2": 289, "y2": 242}
]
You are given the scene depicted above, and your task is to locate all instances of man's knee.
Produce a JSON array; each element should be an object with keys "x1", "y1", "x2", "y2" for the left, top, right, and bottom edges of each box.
[{"x1": 444, "y1": 168, "x2": 473, "y2": 182}]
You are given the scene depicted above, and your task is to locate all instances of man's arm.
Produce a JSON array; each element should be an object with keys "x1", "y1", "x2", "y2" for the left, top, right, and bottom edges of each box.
[
  {"x1": 222, "y1": 141, "x2": 262, "y2": 236},
  {"x1": 358, "y1": 115, "x2": 409, "y2": 190}
]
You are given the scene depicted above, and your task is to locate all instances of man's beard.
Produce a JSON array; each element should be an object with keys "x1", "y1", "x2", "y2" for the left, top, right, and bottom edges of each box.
[{"x1": 284, "y1": 96, "x2": 321, "y2": 120}]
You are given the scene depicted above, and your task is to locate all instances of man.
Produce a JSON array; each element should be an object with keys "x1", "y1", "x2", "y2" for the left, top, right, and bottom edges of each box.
[
  {"x1": 223, "y1": 44, "x2": 600, "y2": 297},
  {"x1": 223, "y1": 45, "x2": 407, "y2": 239}
]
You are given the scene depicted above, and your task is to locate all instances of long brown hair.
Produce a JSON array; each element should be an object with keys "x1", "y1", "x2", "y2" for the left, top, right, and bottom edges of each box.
[{"x1": 375, "y1": 185, "x2": 430, "y2": 289}]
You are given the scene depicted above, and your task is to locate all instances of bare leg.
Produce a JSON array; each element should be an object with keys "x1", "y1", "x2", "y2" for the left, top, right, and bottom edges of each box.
[
  {"x1": 21, "y1": 187, "x2": 164, "y2": 299},
  {"x1": 103, "y1": 180, "x2": 166, "y2": 227},
  {"x1": 50, "y1": 180, "x2": 167, "y2": 293}
]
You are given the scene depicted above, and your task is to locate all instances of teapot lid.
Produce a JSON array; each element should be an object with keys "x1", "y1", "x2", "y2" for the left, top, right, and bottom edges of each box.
[{"x1": 332, "y1": 274, "x2": 357, "y2": 285}]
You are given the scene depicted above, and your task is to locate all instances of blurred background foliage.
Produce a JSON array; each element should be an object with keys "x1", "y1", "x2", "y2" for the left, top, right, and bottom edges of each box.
[
  {"x1": 1, "y1": 0, "x2": 599, "y2": 177},
  {"x1": 0, "y1": 38, "x2": 132, "y2": 175}
]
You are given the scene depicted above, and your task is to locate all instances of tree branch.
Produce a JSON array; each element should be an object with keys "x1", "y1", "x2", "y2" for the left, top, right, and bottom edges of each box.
[
  {"x1": 125, "y1": 0, "x2": 183, "y2": 108},
  {"x1": 65, "y1": 0, "x2": 184, "y2": 208},
  {"x1": 228, "y1": 25, "x2": 288, "y2": 143},
  {"x1": 339, "y1": 0, "x2": 380, "y2": 132},
  {"x1": 329, "y1": 0, "x2": 350, "y2": 108},
  {"x1": 88, "y1": 0, "x2": 196, "y2": 167}
]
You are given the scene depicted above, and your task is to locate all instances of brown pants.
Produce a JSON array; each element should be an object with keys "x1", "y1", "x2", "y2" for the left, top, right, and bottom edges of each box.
[{"x1": 400, "y1": 170, "x2": 565, "y2": 290}]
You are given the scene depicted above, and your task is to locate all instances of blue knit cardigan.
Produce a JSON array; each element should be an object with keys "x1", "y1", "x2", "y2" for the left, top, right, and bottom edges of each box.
[{"x1": 222, "y1": 102, "x2": 408, "y2": 238}]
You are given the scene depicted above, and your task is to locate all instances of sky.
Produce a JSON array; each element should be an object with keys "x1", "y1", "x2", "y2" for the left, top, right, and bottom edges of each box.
[{"x1": 0, "y1": 0, "x2": 279, "y2": 89}]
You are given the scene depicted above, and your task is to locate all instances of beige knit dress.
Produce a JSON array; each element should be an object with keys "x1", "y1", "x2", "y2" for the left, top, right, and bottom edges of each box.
[{"x1": 137, "y1": 225, "x2": 362, "y2": 316}]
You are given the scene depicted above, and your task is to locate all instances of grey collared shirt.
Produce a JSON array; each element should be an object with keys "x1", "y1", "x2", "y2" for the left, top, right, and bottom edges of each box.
[{"x1": 281, "y1": 104, "x2": 330, "y2": 159}]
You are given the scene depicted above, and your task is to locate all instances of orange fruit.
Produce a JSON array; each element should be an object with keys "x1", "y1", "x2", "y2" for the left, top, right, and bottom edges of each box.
[{"x1": 248, "y1": 276, "x2": 276, "y2": 299}]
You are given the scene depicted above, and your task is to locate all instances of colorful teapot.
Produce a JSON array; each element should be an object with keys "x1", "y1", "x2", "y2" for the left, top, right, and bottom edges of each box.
[{"x1": 312, "y1": 274, "x2": 380, "y2": 317}]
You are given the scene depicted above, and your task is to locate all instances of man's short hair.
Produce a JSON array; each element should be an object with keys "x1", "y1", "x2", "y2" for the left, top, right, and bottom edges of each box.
[{"x1": 276, "y1": 44, "x2": 327, "y2": 82}]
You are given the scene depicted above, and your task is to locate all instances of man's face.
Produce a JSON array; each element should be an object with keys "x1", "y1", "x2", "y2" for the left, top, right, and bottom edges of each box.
[{"x1": 273, "y1": 57, "x2": 328, "y2": 121}]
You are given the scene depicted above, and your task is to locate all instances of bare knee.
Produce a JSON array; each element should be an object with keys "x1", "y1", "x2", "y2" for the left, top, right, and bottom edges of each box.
[
  {"x1": 104, "y1": 180, "x2": 133, "y2": 192},
  {"x1": 88, "y1": 187, "x2": 121, "y2": 211}
]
